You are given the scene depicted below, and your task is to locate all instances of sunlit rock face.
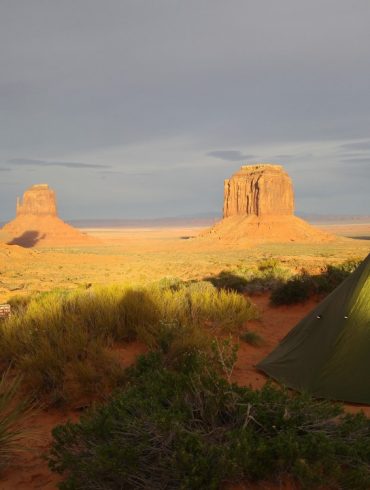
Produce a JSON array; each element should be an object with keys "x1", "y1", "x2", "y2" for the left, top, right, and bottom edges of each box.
[
  {"x1": 16, "y1": 184, "x2": 57, "y2": 217},
  {"x1": 223, "y1": 164, "x2": 294, "y2": 218}
]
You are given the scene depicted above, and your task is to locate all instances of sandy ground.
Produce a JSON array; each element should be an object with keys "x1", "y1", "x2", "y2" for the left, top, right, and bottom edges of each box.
[
  {"x1": 317, "y1": 222, "x2": 370, "y2": 240},
  {"x1": 1, "y1": 294, "x2": 369, "y2": 490},
  {"x1": 1, "y1": 224, "x2": 369, "y2": 304}
]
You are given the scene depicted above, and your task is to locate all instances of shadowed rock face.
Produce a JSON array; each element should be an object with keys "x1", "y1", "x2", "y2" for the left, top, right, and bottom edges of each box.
[
  {"x1": 223, "y1": 164, "x2": 294, "y2": 218},
  {"x1": 16, "y1": 184, "x2": 57, "y2": 217}
]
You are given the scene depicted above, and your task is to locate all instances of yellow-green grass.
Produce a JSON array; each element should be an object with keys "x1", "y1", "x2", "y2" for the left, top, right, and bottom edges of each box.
[{"x1": 0, "y1": 282, "x2": 257, "y2": 403}]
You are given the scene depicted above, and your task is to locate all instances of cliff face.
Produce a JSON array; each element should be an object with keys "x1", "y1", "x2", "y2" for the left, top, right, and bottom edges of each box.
[
  {"x1": 16, "y1": 184, "x2": 57, "y2": 217},
  {"x1": 223, "y1": 164, "x2": 294, "y2": 218}
]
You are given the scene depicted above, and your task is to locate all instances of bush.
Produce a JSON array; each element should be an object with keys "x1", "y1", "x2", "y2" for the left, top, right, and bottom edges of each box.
[
  {"x1": 206, "y1": 259, "x2": 291, "y2": 294},
  {"x1": 240, "y1": 330, "x2": 264, "y2": 346},
  {"x1": 205, "y1": 271, "x2": 249, "y2": 293},
  {"x1": 270, "y1": 274, "x2": 312, "y2": 305},
  {"x1": 314, "y1": 259, "x2": 362, "y2": 295},
  {"x1": 49, "y1": 353, "x2": 370, "y2": 490},
  {"x1": 153, "y1": 277, "x2": 185, "y2": 291},
  {"x1": 270, "y1": 259, "x2": 362, "y2": 306},
  {"x1": 0, "y1": 282, "x2": 257, "y2": 402}
]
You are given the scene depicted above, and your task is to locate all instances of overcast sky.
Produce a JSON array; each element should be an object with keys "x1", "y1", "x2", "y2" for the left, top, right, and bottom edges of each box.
[{"x1": 1, "y1": 0, "x2": 369, "y2": 220}]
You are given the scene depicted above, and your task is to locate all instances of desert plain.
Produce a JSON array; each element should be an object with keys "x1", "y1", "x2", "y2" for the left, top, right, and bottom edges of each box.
[{"x1": 1, "y1": 221, "x2": 369, "y2": 304}]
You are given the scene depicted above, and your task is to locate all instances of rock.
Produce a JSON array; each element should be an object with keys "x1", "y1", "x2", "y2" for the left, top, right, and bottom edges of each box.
[
  {"x1": 16, "y1": 184, "x2": 57, "y2": 217},
  {"x1": 223, "y1": 164, "x2": 294, "y2": 218},
  {"x1": 201, "y1": 163, "x2": 334, "y2": 244},
  {"x1": 2, "y1": 184, "x2": 97, "y2": 247}
]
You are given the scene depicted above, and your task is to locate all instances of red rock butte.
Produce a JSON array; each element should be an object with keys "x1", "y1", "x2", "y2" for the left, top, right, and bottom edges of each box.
[
  {"x1": 2, "y1": 184, "x2": 96, "y2": 247},
  {"x1": 202, "y1": 163, "x2": 334, "y2": 243}
]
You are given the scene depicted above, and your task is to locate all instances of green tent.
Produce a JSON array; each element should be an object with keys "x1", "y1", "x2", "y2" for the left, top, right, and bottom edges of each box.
[{"x1": 257, "y1": 254, "x2": 370, "y2": 403}]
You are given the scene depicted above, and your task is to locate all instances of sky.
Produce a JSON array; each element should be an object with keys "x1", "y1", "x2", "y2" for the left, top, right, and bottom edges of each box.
[{"x1": 1, "y1": 0, "x2": 369, "y2": 220}]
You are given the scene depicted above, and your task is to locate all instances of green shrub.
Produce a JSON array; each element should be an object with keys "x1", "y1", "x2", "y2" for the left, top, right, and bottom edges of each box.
[
  {"x1": 270, "y1": 274, "x2": 312, "y2": 305},
  {"x1": 314, "y1": 259, "x2": 362, "y2": 295},
  {"x1": 153, "y1": 277, "x2": 185, "y2": 291},
  {"x1": 206, "y1": 259, "x2": 292, "y2": 294},
  {"x1": 270, "y1": 259, "x2": 362, "y2": 305},
  {"x1": 49, "y1": 353, "x2": 370, "y2": 490},
  {"x1": 240, "y1": 330, "x2": 264, "y2": 346},
  {"x1": 205, "y1": 271, "x2": 249, "y2": 293}
]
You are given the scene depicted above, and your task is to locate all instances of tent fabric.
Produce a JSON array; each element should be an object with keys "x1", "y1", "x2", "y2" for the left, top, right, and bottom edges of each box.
[{"x1": 257, "y1": 254, "x2": 370, "y2": 404}]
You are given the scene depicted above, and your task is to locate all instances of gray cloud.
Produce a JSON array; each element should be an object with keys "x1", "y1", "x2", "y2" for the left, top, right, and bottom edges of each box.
[
  {"x1": 0, "y1": 1, "x2": 369, "y2": 219},
  {"x1": 341, "y1": 157, "x2": 370, "y2": 164},
  {"x1": 8, "y1": 158, "x2": 109, "y2": 169},
  {"x1": 273, "y1": 155, "x2": 295, "y2": 160},
  {"x1": 340, "y1": 141, "x2": 370, "y2": 151},
  {"x1": 207, "y1": 151, "x2": 256, "y2": 162},
  {"x1": 97, "y1": 170, "x2": 155, "y2": 176}
]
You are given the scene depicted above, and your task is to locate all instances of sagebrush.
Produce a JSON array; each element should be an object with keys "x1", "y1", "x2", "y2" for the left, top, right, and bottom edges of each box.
[{"x1": 49, "y1": 352, "x2": 370, "y2": 490}]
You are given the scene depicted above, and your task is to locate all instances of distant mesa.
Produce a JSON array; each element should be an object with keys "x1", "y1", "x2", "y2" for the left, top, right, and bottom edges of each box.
[
  {"x1": 202, "y1": 163, "x2": 334, "y2": 243},
  {"x1": 2, "y1": 184, "x2": 96, "y2": 247},
  {"x1": 16, "y1": 183, "x2": 57, "y2": 217}
]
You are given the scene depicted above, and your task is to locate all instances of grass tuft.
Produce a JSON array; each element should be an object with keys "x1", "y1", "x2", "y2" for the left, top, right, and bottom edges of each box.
[
  {"x1": 240, "y1": 330, "x2": 264, "y2": 346},
  {"x1": 0, "y1": 370, "x2": 35, "y2": 471},
  {"x1": 0, "y1": 281, "x2": 257, "y2": 403}
]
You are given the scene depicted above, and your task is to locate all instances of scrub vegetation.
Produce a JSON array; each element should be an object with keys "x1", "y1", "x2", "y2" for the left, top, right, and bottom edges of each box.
[
  {"x1": 204, "y1": 257, "x2": 363, "y2": 305},
  {"x1": 0, "y1": 255, "x2": 367, "y2": 485},
  {"x1": 270, "y1": 259, "x2": 362, "y2": 305},
  {"x1": 49, "y1": 350, "x2": 370, "y2": 490},
  {"x1": 0, "y1": 282, "x2": 257, "y2": 404}
]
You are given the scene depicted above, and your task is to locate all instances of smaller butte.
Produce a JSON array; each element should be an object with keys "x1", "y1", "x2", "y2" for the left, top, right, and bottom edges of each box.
[
  {"x1": 2, "y1": 184, "x2": 97, "y2": 247},
  {"x1": 201, "y1": 163, "x2": 334, "y2": 244}
]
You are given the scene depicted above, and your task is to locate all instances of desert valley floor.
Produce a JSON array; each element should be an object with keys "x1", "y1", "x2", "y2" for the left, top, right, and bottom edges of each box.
[
  {"x1": 1, "y1": 221, "x2": 369, "y2": 304},
  {"x1": 0, "y1": 222, "x2": 369, "y2": 489}
]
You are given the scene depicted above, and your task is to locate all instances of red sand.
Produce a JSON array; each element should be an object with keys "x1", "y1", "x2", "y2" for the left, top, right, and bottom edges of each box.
[{"x1": 201, "y1": 215, "x2": 335, "y2": 245}]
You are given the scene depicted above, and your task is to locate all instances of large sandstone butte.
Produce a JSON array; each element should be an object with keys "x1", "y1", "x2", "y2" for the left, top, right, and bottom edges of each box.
[
  {"x1": 2, "y1": 184, "x2": 96, "y2": 247},
  {"x1": 223, "y1": 164, "x2": 294, "y2": 218},
  {"x1": 202, "y1": 164, "x2": 333, "y2": 244}
]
